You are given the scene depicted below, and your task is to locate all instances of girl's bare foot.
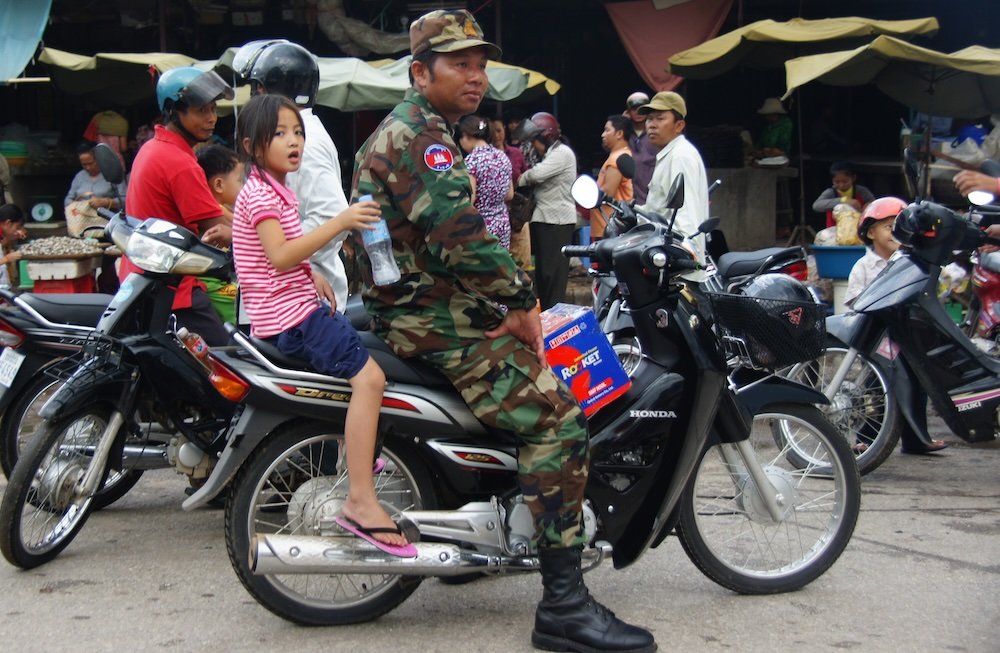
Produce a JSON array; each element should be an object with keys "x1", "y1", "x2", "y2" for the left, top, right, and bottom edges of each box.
[{"x1": 340, "y1": 500, "x2": 408, "y2": 547}]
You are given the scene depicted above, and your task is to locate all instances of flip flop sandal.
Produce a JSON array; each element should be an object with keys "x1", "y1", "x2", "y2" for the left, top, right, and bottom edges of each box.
[{"x1": 334, "y1": 516, "x2": 418, "y2": 558}]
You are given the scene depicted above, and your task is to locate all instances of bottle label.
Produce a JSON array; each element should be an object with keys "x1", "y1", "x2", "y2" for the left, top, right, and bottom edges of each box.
[{"x1": 362, "y1": 219, "x2": 391, "y2": 247}]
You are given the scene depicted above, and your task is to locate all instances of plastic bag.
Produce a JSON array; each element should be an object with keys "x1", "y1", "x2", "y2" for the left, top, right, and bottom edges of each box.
[
  {"x1": 832, "y1": 204, "x2": 862, "y2": 245},
  {"x1": 814, "y1": 226, "x2": 838, "y2": 247}
]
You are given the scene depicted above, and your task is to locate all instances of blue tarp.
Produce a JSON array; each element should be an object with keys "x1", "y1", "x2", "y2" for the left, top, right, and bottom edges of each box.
[{"x1": 0, "y1": 0, "x2": 52, "y2": 82}]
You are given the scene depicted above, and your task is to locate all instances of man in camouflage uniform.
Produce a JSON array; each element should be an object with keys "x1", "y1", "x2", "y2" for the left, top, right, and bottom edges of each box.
[{"x1": 352, "y1": 9, "x2": 655, "y2": 653}]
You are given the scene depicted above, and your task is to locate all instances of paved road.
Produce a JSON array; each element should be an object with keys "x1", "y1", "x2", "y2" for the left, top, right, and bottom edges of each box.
[{"x1": 0, "y1": 425, "x2": 997, "y2": 653}]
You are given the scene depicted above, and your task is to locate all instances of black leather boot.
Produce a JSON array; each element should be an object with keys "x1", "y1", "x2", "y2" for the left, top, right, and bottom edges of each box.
[{"x1": 532, "y1": 547, "x2": 656, "y2": 653}]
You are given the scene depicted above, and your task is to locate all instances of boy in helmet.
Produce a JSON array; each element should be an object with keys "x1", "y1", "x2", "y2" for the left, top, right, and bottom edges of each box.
[
  {"x1": 353, "y1": 9, "x2": 655, "y2": 653},
  {"x1": 122, "y1": 67, "x2": 235, "y2": 345},
  {"x1": 234, "y1": 39, "x2": 352, "y2": 312}
]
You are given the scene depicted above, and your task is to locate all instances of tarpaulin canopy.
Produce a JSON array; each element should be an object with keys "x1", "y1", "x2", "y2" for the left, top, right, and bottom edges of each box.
[
  {"x1": 668, "y1": 16, "x2": 940, "y2": 79},
  {"x1": 39, "y1": 48, "x2": 199, "y2": 108},
  {"x1": 0, "y1": 0, "x2": 53, "y2": 83},
  {"x1": 783, "y1": 35, "x2": 1000, "y2": 119},
  {"x1": 606, "y1": 0, "x2": 732, "y2": 91},
  {"x1": 209, "y1": 47, "x2": 559, "y2": 111},
  {"x1": 37, "y1": 46, "x2": 560, "y2": 113}
]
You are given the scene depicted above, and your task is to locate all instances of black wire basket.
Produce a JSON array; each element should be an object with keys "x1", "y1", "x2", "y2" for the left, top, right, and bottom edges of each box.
[
  {"x1": 45, "y1": 332, "x2": 133, "y2": 385},
  {"x1": 707, "y1": 292, "x2": 826, "y2": 369}
]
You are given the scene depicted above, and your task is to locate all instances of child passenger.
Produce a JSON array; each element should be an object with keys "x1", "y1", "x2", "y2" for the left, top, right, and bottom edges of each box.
[
  {"x1": 844, "y1": 196, "x2": 904, "y2": 308},
  {"x1": 812, "y1": 161, "x2": 876, "y2": 228},
  {"x1": 231, "y1": 94, "x2": 414, "y2": 556}
]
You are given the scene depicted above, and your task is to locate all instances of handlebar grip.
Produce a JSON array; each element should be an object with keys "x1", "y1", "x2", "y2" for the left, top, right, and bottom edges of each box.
[
  {"x1": 561, "y1": 245, "x2": 595, "y2": 258},
  {"x1": 671, "y1": 258, "x2": 703, "y2": 271},
  {"x1": 96, "y1": 208, "x2": 118, "y2": 220}
]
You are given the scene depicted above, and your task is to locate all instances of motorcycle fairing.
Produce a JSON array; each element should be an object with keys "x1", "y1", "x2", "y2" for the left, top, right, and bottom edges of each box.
[{"x1": 851, "y1": 255, "x2": 928, "y2": 313}]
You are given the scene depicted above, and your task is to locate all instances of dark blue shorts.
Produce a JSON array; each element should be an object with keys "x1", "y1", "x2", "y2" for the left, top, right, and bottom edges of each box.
[{"x1": 276, "y1": 306, "x2": 369, "y2": 379}]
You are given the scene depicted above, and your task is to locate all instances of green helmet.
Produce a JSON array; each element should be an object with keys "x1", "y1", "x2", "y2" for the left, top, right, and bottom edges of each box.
[{"x1": 156, "y1": 67, "x2": 234, "y2": 112}]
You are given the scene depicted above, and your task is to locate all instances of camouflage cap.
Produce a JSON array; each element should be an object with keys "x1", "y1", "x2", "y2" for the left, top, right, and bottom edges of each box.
[{"x1": 410, "y1": 9, "x2": 502, "y2": 60}]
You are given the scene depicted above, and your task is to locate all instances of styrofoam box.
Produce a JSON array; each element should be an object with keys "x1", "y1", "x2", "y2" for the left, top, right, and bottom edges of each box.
[{"x1": 27, "y1": 256, "x2": 99, "y2": 281}]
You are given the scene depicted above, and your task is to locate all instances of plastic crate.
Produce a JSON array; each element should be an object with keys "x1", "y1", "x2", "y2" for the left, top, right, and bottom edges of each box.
[
  {"x1": 32, "y1": 276, "x2": 96, "y2": 294},
  {"x1": 26, "y1": 257, "x2": 99, "y2": 281},
  {"x1": 812, "y1": 245, "x2": 866, "y2": 279}
]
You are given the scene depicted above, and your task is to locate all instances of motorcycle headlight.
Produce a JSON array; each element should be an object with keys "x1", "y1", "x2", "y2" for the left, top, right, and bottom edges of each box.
[{"x1": 125, "y1": 231, "x2": 216, "y2": 274}]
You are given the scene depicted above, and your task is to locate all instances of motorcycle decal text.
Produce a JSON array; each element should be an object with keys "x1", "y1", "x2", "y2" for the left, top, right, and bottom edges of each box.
[
  {"x1": 629, "y1": 410, "x2": 677, "y2": 419},
  {"x1": 277, "y1": 384, "x2": 351, "y2": 402},
  {"x1": 952, "y1": 387, "x2": 1000, "y2": 412}
]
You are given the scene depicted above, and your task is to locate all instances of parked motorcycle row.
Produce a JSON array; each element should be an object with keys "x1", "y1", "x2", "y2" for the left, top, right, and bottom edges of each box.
[{"x1": 0, "y1": 145, "x2": 994, "y2": 631}]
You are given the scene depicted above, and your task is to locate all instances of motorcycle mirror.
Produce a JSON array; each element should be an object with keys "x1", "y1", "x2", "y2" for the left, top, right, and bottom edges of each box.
[
  {"x1": 698, "y1": 217, "x2": 721, "y2": 234},
  {"x1": 902, "y1": 147, "x2": 922, "y2": 201},
  {"x1": 571, "y1": 175, "x2": 602, "y2": 209},
  {"x1": 665, "y1": 173, "x2": 685, "y2": 211},
  {"x1": 968, "y1": 190, "x2": 996, "y2": 206},
  {"x1": 617, "y1": 154, "x2": 636, "y2": 180},
  {"x1": 93, "y1": 143, "x2": 124, "y2": 185}
]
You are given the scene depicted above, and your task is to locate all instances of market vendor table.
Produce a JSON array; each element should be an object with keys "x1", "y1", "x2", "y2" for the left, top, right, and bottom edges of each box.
[{"x1": 706, "y1": 165, "x2": 798, "y2": 250}]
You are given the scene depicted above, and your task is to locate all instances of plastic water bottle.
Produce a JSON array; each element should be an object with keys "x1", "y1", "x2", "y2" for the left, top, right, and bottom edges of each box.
[
  {"x1": 357, "y1": 194, "x2": 400, "y2": 286},
  {"x1": 177, "y1": 326, "x2": 210, "y2": 368}
]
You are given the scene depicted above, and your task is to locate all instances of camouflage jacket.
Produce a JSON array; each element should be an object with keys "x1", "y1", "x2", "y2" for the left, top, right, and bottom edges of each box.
[{"x1": 352, "y1": 90, "x2": 536, "y2": 356}]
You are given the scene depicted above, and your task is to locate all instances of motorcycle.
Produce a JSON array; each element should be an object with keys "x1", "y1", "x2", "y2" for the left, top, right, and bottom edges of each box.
[
  {"x1": 783, "y1": 155, "x2": 1000, "y2": 475},
  {"x1": 177, "y1": 173, "x2": 859, "y2": 626},
  {"x1": 592, "y1": 189, "x2": 810, "y2": 375},
  {"x1": 0, "y1": 212, "x2": 244, "y2": 569}
]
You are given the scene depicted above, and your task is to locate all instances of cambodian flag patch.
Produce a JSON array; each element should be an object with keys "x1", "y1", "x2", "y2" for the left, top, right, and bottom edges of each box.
[{"x1": 424, "y1": 144, "x2": 454, "y2": 171}]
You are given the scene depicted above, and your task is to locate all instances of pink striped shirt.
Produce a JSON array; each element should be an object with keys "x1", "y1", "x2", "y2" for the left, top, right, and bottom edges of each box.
[{"x1": 232, "y1": 167, "x2": 319, "y2": 338}]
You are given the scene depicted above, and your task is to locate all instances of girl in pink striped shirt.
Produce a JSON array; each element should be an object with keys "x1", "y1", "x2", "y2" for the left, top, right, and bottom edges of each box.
[{"x1": 232, "y1": 94, "x2": 413, "y2": 556}]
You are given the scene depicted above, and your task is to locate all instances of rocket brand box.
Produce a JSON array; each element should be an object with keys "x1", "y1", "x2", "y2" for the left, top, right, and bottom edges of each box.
[{"x1": 540, "y1": 303, "x2": 632, "y2": 416}]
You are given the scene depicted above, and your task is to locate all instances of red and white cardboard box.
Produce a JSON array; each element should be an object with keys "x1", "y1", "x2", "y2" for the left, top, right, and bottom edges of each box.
[{"x1": 540, "y1": 303, "x2": 632, "y2": 416}]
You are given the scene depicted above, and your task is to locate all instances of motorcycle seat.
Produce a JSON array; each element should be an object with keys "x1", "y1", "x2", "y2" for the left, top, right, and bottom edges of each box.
[
  {"x1": 717, "y1": 247, "x2": 802, "y2": 280},
  {"x1": 246, "y1": 331, "x2": 453, "y2": 388},
  {"x1": 19, "y1": 292, "x2": 114, "y2": 327}
]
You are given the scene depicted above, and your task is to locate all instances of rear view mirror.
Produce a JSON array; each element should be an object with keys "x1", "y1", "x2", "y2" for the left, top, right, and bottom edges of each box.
[
  {"x1": 617, "y1": 154, "x2": 636, "y2": 180},
  {"x1": 93, "y1": 143, "x2": 124, "y2": 185},
  {"x1": 665, "y1": 173, "x2": 685, "y2": 211},
  {"x1": 571, "y1": 175, "x2": 601, "y2": 209}
]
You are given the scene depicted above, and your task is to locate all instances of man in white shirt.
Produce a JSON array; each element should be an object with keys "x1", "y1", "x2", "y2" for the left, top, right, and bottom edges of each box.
[
  {"x1": 636, "y1": 91, "x2": 708, "y2": 282},
  {"x1": 238, "y1": 39, "x2": 351, "y2": 311}
]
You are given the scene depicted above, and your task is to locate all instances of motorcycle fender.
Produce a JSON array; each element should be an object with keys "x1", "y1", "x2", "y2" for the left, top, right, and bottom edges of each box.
[
  {"x1": 39, "y1": 358, "x2": 130, "y2": 422},
  {"x1": 734, "y1": 376, "x2": 830, "y2": 416},
  {"x1": 181, "y1": 404, "x2": 290, "y2": 511},
  {"x1": 825, "y1": 312, "x2": 863, "y2": 346}
]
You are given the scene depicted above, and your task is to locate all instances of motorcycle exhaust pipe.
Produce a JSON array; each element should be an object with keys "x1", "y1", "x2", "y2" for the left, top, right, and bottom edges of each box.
[{"x1": 252, "y1": 534, "x2": 611, "y2": 576}]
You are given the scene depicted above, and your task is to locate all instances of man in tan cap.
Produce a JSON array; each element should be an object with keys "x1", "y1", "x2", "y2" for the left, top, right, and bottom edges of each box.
[
  {"x1": 353, "y1": 10, "x2": 655, "y2": 653},
  {"x1": 755, "y1": 96, "x2": 793, "y2": 158},
  {"x1": 624, "y1": 91, "x2": 661, "y2": 204},
  {"x1": 637, "y1": 91, "x2": 708, "y2": 280}
]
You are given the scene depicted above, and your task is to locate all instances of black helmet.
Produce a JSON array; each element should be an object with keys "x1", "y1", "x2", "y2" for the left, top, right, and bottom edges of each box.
[
  {"x1": 736, "y1": 273, "x2": 821, "y2": 368},
  {"x1": 235, "y1": 40, "x2": 319, "y2": 108},
  {"x1": 742, "y1": 273, "x2": 814, "y2": 304}
]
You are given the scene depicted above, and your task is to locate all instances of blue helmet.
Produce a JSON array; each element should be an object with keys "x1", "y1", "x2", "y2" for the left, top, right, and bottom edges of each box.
[{"x1": 156, "y1": 67, "x2": 234, "y2": 113}]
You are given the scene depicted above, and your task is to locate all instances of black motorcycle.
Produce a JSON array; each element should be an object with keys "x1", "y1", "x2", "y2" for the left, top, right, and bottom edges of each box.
[
  {"x1": 178, "y1": 176, "x2": 860, "y2": 626},
  {"x1": 0, "y1": 213, "x2": 242, "y2": 568}
]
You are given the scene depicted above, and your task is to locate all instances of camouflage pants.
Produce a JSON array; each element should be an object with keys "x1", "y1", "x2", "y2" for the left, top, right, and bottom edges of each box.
[{"x1": 417, "y1": 334, "x2": 589, "y2": 548}]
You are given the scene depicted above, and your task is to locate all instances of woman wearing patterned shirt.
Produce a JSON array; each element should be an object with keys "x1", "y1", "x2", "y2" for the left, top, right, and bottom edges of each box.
[{"x1": 458, "y1": 114, "x2": 514, "y2": 249}]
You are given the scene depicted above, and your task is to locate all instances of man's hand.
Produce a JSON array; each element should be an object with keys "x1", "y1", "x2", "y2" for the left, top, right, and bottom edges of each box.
[
  {"x1": 981, "y1": 223, "x2": 1000, "y2": 254},
  {"x1": 953, "y1": 170, "x2": 999, "y2": 197},
  {"x1": 312, "y1": 271, "x2": 336, "y2": 310},
  {"x1": 485, "y1": 307, "x2": 547, "y2": 367},
  {"x1": 201, "y1": 224, "x2": 232, "y2": 247}
]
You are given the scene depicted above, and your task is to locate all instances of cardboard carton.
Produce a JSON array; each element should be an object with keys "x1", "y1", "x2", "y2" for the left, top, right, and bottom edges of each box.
[{"x1": 540, "y1": 303, "x2": 632, "y2": 416}]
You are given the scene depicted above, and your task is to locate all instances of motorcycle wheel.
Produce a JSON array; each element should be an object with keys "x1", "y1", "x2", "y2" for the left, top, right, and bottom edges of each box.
[
  {"x1": 225, "y1": 421, "x2": 437, "y2": 626},
  {"x1": 676, "y1": 402, "x2": 860, "y2": 595},
  {"x1": 782, "y1": 339, "x2": 900, "y2": 475},
  {"x1": 0, "y1": 373, "x2": 142, "y2": 508},
  {"x1": 611, "y1": 331, "x2": 642, "y2": 377},
  {"x1": 0, "y1": 404, "x2": 119, "y2": 569}
]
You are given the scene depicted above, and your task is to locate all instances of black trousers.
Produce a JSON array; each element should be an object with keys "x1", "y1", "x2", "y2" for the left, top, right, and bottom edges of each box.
[{"x1": 530, "y1": 222, "x2": 575, "y2": 311}]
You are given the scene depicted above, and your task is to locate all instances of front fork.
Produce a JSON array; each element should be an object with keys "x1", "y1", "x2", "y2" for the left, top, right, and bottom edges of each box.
[
  {"x1": 76, "y1": 370, "x2": 141, "y2": 497},
  {"x1": 717, "y1": 440, "x2": 788, "y2": 523}
]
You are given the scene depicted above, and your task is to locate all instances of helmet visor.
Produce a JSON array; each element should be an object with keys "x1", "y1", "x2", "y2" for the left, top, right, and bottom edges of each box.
[{"x1": 180, "y1": 70, "x2": 235, "y2": 106}]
